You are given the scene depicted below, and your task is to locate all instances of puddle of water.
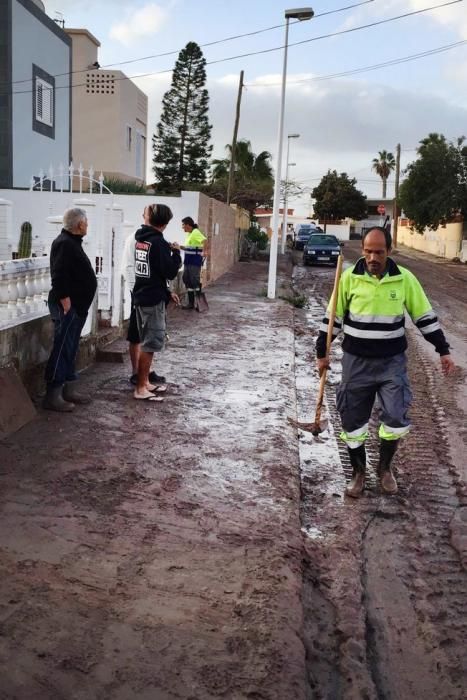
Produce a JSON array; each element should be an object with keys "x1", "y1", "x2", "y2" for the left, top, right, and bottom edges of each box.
[{"x1": 301, "y1": 525, "x2": 326, "y2": 540}]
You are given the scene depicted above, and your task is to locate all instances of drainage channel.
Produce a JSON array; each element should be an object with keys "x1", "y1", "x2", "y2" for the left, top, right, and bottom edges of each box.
[{"x1": 292, "y1": 260, "x2": 466, "y2": 700}]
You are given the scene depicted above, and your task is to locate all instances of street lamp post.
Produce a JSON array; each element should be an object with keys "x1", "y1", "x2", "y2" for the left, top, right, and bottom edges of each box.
[
  {"x1": 282, "y1": 161, "x2": 295, "y2": 253},
  {"x1": 281, "y1": 132, "x2": 300, "y2": 254},
  {"x1": 267, "y1": 7, "x2": 313, "y2": 299}
]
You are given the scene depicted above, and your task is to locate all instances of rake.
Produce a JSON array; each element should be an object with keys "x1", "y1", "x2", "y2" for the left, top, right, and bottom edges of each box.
[{"x1": 289, "y1": 253, "x2": 344, "y2": 436}]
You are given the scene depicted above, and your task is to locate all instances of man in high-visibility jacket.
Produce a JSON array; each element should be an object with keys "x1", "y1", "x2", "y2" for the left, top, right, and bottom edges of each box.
[
  {"x1": 316, "y1": 226, "x2": 455, "y2": 498},
  {"x1": 180, "y1": 217, "x2": 207, "y2": 310}
]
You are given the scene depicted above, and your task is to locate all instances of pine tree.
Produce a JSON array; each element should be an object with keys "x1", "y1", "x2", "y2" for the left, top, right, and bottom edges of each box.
[{"x1": 152, "y1": 42, "x2": 212, "y2": 192}]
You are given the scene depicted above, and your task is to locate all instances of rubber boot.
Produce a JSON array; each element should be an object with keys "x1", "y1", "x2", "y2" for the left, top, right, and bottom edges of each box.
[
  {"x1": 43, "y1": 385, "x2": 75, "y2": 412},
  {"x1": 345, "y1": 444, "x2": 366, "y2": 498},
  {"x1": 379, "y1": 439, "x2": 399, "y2": 495},
  {"x1": 63, "y1": 381, "x2": 92, "y2": 405},
  {"x1": 183, "y1": 291, "x2": 195, "y2": 309}
]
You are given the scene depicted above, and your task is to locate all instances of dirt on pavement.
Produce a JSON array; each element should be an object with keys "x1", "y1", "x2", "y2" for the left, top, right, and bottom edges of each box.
[
  {"x1": 0, "y1": 259, "x2": 307, "y2": 700},
  {"x1": 0, "y1": 248, "x2": 466, "y2": 700}
]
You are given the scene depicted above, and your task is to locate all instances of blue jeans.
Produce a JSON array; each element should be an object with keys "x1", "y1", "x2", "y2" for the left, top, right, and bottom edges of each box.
[{"x1": 44, "y1": 302, "x2": 87, "y2": 387}]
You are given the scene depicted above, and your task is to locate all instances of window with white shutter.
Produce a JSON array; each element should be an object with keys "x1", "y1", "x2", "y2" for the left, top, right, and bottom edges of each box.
[
  {"x1": 32, "y1": 65, "x2": 55, "y2": 139},
  {"x1": 35, "y1": 78, "x2": 53, "y2": 127}
]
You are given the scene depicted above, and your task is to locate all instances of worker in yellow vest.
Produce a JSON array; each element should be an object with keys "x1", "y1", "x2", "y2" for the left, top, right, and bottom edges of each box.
[{"x1": 181, "y1": 217, "x2": 207, "y2": 310}]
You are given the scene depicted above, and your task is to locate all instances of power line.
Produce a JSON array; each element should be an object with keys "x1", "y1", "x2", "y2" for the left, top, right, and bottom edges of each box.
[
  {"x1": 203, "y1": 0, "x2": 463, "y2": 68},
  {"x1": 5, "y1": 1, "x2": 375, "y2": 87},
  {"x1": 246, "y1": 39, "x2": 467, "y2": 87},
  {"x1": 4, "y1": 0, "x2": 461, "y2": 96}
]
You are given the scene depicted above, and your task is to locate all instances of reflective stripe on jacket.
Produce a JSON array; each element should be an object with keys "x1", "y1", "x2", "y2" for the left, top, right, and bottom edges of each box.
[
  {"x1": 316, "y1": 257, "x2": 449, "y2": 358},
  {"x1": 184, "y1": 228, "x2": 206, "y2": 267}
]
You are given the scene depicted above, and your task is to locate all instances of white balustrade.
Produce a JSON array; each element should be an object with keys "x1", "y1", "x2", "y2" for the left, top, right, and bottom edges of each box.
[{"x1": 0, "y1": 258, "x2": 50, "y2": 329}]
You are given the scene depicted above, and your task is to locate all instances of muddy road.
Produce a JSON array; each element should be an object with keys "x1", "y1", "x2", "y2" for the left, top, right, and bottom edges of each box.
[
  {"x1": 293, "y1": 242, "x2": 466, "y2": 699},
  {"x1": 0, "y1": 248, "x2": 466, "y2": 700}
]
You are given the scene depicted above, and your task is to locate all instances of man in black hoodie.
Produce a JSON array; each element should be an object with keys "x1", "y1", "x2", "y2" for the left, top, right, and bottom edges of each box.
[
  {"x1": 44, "y1": 207, "x2": 97, "y2": 411},
  {"x1": 133, "y1": 203, "x2": 181, "y2": 400}
]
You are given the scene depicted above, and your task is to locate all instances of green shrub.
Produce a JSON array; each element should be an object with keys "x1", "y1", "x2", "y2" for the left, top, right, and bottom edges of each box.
[
  {"x1": 102, "y1": 177, "x2": 147, "y2": 194},
  {"x1": 246, "y1": 225, "x2": 268, "y2": 250},
  {"x1": 279, "y1": 293, "x2": 307, "y2": 308}
]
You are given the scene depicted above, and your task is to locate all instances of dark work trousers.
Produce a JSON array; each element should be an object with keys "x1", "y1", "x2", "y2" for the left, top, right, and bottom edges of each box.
[
  {"x1": 182, "y1": 265, "x2": 201, "y2": 291},
  {"x1": 336, "y1": 352, "x2": 412, "y2": 445},
  {"x1": 44, "y1": 302, "x2": 87, "y2": 388}
]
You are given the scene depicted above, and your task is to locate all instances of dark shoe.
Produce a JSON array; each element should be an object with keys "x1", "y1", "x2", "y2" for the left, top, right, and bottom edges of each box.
[
  {"x1": 63, "y1": 382, "x2": 91, "y2": 405},
  {"x1": 379, "y1": 439, "x2": 399, "y2": 495},
  {"x1": 345, "y1": 444, "x2": 366, "y2": 498},
  {"x1": 182, "y1": 291, "x2": 195, "y2": 310},
  {"x1": 43, "y1": 385, "x2": 75, "y2": 412},
  {"x1": 149, "y1": 371, "x2": 165, "y2": 384},
  {"x1": 130, "y1": 372, "x2": 165, "y2": 385}
]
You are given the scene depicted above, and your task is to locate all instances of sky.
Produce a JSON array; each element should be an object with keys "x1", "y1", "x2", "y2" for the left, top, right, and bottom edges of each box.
[{"x1": 40, "y1": 0, "x2": 467, "y2": 215}]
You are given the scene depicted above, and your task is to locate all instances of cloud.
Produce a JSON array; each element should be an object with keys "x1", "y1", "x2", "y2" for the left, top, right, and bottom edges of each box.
[
  {"x1": 408, "y1": 0, "x2": 467, "y2": 40},
  {"x1": 109, "y1": 3, "x2": 168, "y2": 46},
  {"x1": 134, "y1": 64, "x2": 467, "y2": 211},
  {"x1": 207, "y1": 71, "x2": 467, "y2": 206}
]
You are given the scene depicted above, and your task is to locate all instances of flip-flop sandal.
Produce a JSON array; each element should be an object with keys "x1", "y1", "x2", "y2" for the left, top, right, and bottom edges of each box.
[
  {"x1": 134, "y1": 391, "x2": 164, "y2": 402},
  {"x1": 147, "y1": 384, "x2": 167, "y2": 393}
]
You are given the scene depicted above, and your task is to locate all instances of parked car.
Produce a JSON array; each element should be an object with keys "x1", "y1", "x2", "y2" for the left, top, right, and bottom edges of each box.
[
  {"x1": 294, "y1": 224, "x2": 323, "y2": 250},
  {"x1": 303, "y1": 234, "x2": 342, "y2": 266}
]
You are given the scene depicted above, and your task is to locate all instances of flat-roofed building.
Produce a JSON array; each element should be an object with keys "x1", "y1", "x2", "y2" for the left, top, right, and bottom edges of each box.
[{"x1": 66, "y1": 28, "x2": 148, "y2": 185}]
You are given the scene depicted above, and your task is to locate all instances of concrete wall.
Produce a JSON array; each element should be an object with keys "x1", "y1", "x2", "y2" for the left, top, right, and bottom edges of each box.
[
  {"x1": 65, "y1": 28, "x2": 100, "y2": 73},
  {"x1": 11, "y1": 0, "x2": 71, "y2": 187},
  {"x1": 398, "y1": 220, "x2": 463, "y2": 259},
  {"x1": 0, "y1": 189, "x2": 242, "y2": 393},
  {"x1": 197, "y1": 194, "x2": 239, "y2": 283},
  {"x1": 0, "y1": 188, "x2": 200, "y2": 259},
  {"x1": 324, "y1": 223, "x2": 351, "y2": 241},
  {"x1": 0, "y1": 199, "x2": 12, "y2": 260},
  {"x1": 0, "y1": 315, "x2": 51, "y2": 392},
  {"x1": 0, "y1": 300, "x2": 99, "y2": 395}
]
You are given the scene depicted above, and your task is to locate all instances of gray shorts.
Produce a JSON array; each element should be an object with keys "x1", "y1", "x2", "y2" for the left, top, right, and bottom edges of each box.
[{"x1": 135, "y1": 302, "x2": 166, "y2": 353}]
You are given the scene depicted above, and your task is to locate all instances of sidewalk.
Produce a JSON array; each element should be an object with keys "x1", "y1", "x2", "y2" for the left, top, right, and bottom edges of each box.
[{"x1": 0, "y1": 260, "x2": 308, "y2": 700}]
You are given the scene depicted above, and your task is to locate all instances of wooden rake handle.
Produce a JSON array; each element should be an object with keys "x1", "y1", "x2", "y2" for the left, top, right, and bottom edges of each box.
[{"x1": 313, "y1": 253, "x2": 344, "y2": 427}]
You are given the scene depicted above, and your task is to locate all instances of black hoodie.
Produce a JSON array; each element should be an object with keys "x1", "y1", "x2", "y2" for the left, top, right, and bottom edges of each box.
[{"x1": 133, "y1": 225, "x2": 181, "y2": 306}]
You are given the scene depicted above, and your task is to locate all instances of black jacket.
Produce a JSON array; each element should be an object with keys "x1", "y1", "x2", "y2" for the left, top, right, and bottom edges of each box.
[
  {"x1": 133, "y1": 225, "x2": 181, "y2": 306},
  {"x1": 48, "y1": 229, "x2": 97, "y2": 316}
]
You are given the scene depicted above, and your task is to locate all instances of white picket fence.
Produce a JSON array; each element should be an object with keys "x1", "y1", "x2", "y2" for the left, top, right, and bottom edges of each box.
[{"x1": 30, "y1": 162, "x2": 110, "y2": 195}]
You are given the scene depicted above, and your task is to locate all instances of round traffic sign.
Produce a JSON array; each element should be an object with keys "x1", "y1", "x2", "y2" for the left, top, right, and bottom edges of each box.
[{"x1": 377, "y1": 204, "x2": 386, "y2": 215}]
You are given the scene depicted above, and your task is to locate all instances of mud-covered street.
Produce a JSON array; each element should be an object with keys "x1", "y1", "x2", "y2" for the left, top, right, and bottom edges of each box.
[
  {"x1": 0, "y1": 246, "x2": 466, "y2": 699},
  {"x1": 293, "y1": 241, "x2": 467, "y2": 699}
]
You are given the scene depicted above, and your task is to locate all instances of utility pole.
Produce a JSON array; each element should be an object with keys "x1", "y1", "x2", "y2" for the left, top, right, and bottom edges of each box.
[
  {"x1": 226, "y1": 70, "x2": 244, "y2": 206},
  {"x1": 393, "y1": 142, "x2": 401, "y2": 248}
]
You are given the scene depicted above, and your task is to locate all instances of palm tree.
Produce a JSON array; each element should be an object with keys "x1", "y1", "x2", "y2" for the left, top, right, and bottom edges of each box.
[
  {"x1": 372, "y1": 150, "x2": 396, "y2": 198},
  {"x1": 212, "y1": 139, "x2": 273, "y2": 182},
  {"x1": 210, "y1": 139, "x2": 274, "y2": 213}
]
